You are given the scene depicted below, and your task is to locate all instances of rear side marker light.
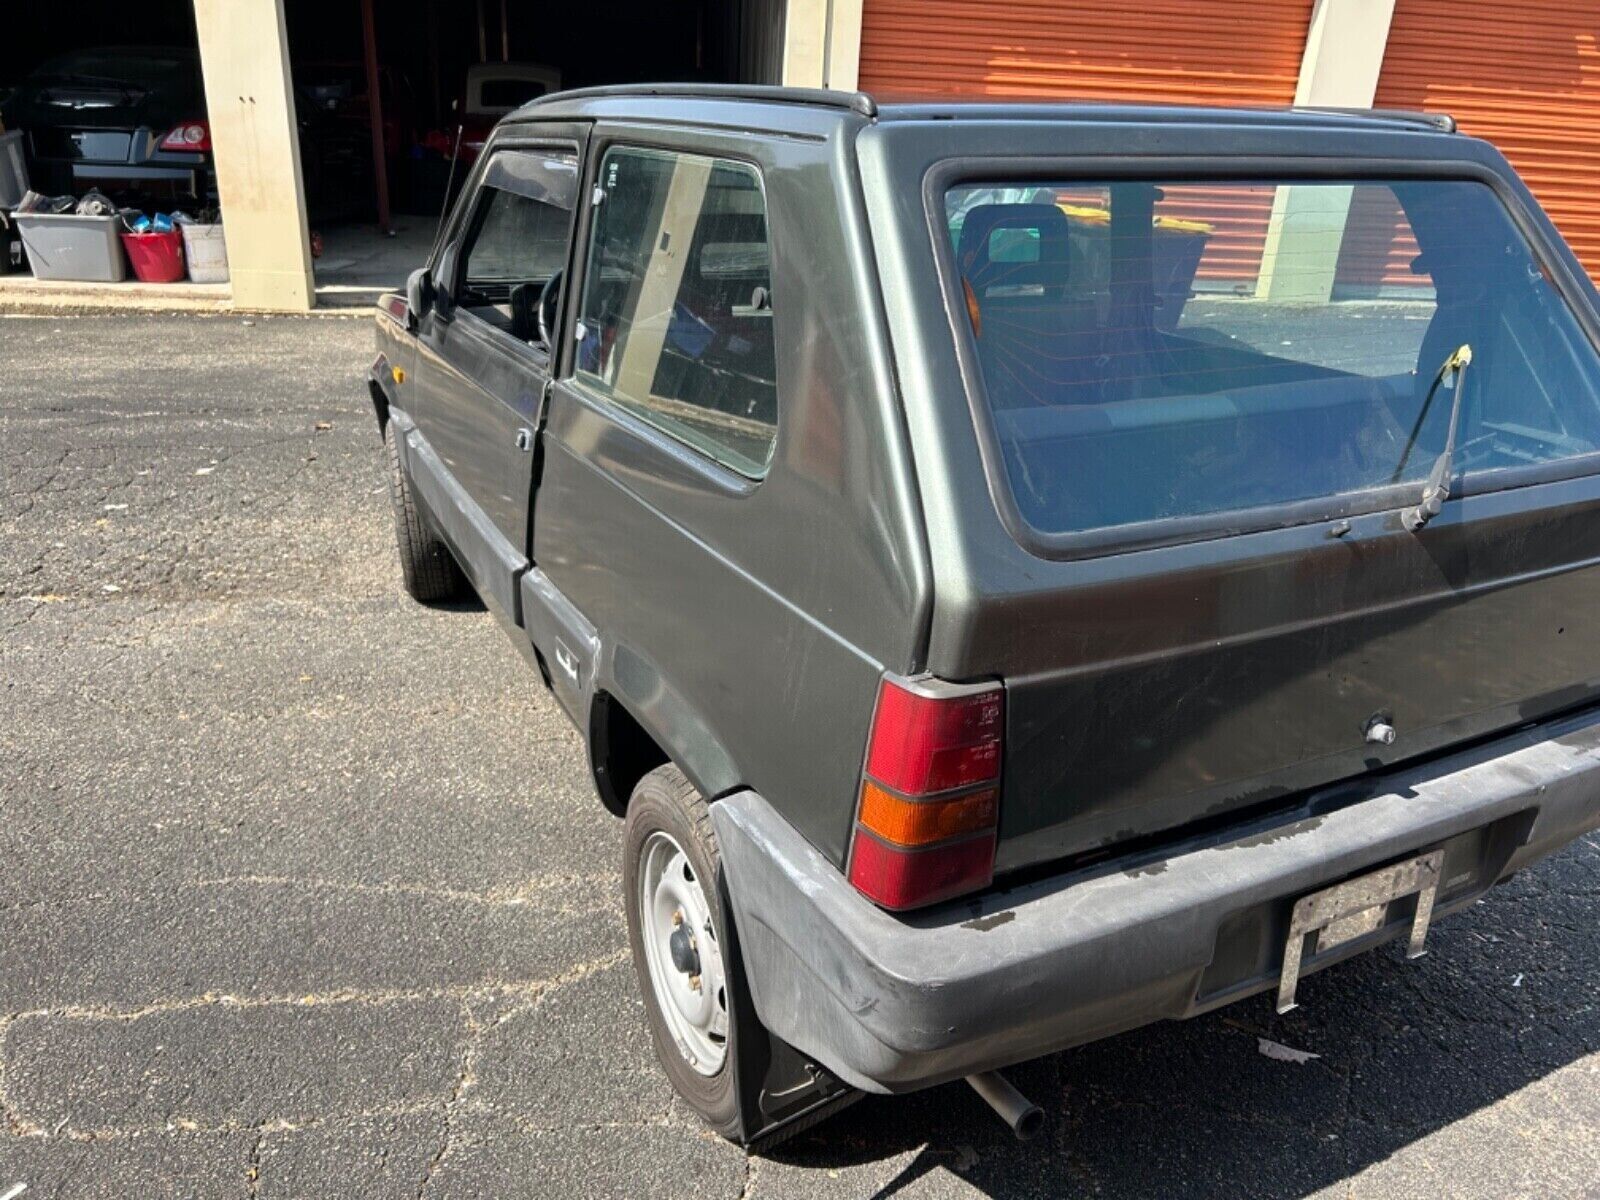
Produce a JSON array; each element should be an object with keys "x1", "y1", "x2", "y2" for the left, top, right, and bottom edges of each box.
[{"x1": 848, "y1": 676, "x2": 1004, "y2": 911}]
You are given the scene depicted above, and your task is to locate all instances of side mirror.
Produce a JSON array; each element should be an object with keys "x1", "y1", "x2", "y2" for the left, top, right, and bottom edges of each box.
[{"x1": 405, "y1": 267, "x2": 434, "y2": 329}]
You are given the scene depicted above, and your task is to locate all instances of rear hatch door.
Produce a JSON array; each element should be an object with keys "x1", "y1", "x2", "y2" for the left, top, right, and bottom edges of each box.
[{"x1": 916, "y1": 166, "x2": 1600, "y2": 875}]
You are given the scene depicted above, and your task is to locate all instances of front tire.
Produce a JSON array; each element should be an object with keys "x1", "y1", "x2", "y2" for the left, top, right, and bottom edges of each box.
[
  {"x1": 624, "y1": 765, "x2": 742, "y2": 1136},
  {"x1": 382, "y1": 420, "x2": 464, "y2": 603}
]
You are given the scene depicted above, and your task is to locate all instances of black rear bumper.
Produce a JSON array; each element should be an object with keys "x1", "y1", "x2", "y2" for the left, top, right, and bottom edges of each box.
[{"x1": 712, "y1": 707, "x2": 1600, "y2": 1094}]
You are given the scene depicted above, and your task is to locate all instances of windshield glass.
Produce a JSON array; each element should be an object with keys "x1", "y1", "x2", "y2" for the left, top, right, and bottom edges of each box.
[{"x1": 943, "y1": 178, "x2": 1600, "y2": 538}]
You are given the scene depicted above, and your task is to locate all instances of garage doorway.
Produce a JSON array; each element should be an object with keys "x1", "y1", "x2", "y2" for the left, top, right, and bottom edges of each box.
[
  {"x1": 1, "y1": 0, "x2": 786, "y2": 309},
  {"x1": 285, "y1": 0, "x2": 782, "y2": 307}
]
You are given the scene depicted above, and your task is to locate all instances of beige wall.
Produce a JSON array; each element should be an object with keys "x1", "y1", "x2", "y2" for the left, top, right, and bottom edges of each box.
[
  {"x1": 1293, "y1": 0, "x2": 1398, "y2": 108},
  {"x1": 782, "y1": 0, "x2": 864, "y2": 90},
  {"x1": 192, "y1": 0, "x2": 314, "y2": 312}
]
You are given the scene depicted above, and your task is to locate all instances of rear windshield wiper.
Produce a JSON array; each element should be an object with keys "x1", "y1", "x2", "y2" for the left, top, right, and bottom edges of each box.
[{"x1": 1392, "y1": 343, "x2": 1473, "y2": 532}]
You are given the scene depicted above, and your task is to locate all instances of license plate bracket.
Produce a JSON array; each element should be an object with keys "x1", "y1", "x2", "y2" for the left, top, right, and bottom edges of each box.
[{"x1": 1277, "y1": 849, "x2": 1444, "y2": 1013}]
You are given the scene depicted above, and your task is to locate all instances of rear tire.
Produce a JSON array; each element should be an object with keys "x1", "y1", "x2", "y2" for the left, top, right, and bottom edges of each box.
[
  {"x1": 624, "y1": 765, "x2": 743, "y2": 1138},
  {"x1": 383, "y1": 420, "x2": 464, "y2": 603}
]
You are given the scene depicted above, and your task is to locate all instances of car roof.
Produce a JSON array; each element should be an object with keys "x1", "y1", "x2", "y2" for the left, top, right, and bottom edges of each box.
[{"x1": 509, "y1": 83, "x2": 1457, "y2": 136}]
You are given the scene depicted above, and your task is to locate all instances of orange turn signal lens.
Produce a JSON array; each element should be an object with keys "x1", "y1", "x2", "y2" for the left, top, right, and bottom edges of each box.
[
  {"x1": 962, "y1": 276, "x2": 982, "y2": 339},
  {"x1": 857, "y1": 780, "x2": 998, "y2": 849}
]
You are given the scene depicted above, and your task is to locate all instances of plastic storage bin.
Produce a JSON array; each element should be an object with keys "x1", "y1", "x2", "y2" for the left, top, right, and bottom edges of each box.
[
  {"x1": 120, "y1": 229, "x2": 186, "y2": 283},
  {"x1": 0, "y1": 130, "x2": 28, "y2": 210},
  {"x1": 0, "y1": 213, "x2": 21, "y2": 275},
  {"x1": 179, "y1": 222, "x2": 228, "y2": 283},
  {"x1": 14, "y1": 211, "x2": 127, "y2": 282}
]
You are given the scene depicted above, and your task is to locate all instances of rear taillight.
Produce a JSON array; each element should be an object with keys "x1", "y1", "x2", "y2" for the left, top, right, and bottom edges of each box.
[
  {"x1": 847, "y1": 676, "x2": 1003, "y2": 910},
  {"x1": 160, "y1": 121, "x2": 211, "y2": 152}
]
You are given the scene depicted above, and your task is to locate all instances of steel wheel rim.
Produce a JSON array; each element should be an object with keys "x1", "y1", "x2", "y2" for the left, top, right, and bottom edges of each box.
[{"x1": 638, "y1": 830, "x2": 728, "y2": 1075}]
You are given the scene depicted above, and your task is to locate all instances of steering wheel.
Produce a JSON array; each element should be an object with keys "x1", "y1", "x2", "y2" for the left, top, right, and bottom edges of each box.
[{"x1": 536, "y1": 268, "x2": 564, "y2": 349}]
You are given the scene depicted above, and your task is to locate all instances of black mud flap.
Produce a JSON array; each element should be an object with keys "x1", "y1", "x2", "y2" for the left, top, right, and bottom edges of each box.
[{"x1": 718, "y1": 874, "x2": 861, "y2": 1151}]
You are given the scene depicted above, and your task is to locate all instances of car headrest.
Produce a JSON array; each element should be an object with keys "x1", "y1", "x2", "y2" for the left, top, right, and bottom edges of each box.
[{"x1": 957, "y1": 203, "x2": 1073, "y2": 298}]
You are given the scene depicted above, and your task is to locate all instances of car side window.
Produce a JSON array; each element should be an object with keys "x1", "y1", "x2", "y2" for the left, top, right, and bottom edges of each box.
[
  {"x1": 453, "y1": 149, "x2": 579, "y2": 347},
  {"x1": 575, "y1": 145, "x2": 777, "y2": 478}
]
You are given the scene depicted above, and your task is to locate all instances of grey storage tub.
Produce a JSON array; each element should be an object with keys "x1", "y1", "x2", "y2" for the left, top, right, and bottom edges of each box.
[
  {"x1": 0, "y1": 130, "x2": 27, "y2": 209},
  {"x1": 14, "y1": 211, "x2": 127, "y2": 282},
  {"x1": 1, "y1": 212, "x2": 21, "y2": 275}
]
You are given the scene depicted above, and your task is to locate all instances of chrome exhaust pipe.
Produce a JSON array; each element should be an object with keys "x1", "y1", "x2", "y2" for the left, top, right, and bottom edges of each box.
[{"x1": 966, "y1": 1071, "x2": 1045, "y2": 1140}]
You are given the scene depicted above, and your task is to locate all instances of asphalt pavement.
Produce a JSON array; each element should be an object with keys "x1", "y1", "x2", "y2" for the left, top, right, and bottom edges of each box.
[{"x1": 1, "y1": 313, "x2": 1596, "y2": 1199}]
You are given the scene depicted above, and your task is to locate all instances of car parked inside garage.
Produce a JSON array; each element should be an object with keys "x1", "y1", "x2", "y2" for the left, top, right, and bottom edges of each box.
[
  {"x1": 367, "y1": 85, "x2": 1600, "y2": 1147},
  {"x1": 1, "y1": 43, "x2": 370, "y2": 217}
]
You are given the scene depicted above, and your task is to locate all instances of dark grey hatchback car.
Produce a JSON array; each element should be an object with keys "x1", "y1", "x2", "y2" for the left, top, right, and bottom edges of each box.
[{"x1": 368, "y1": 85, "x2": 1600, "y2": 1147}]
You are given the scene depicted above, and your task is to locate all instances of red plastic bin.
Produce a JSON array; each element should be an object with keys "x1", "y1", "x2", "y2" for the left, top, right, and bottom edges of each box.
[{"x1": 119, "y1": 230, "x2": 186, "y2": 283}]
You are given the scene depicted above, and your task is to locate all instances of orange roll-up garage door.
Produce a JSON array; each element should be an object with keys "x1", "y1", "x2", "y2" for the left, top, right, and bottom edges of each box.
[
  {"x1": 1374, "y1": 0, "x2": 1600, "y2": 282},
  {"x1": 858, "y1": 0, "x2": 1314, "y2": 282}
]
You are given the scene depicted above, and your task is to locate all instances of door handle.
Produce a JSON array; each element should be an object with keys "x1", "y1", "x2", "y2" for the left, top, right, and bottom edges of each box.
[{"x1": 514, "y1": 427, "x2": 533, "y2": 452}]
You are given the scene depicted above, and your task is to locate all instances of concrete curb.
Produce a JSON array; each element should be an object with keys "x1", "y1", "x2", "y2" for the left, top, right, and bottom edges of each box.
[{"x1": 0, "y1": 276, "x2": 233, "y2": 314}]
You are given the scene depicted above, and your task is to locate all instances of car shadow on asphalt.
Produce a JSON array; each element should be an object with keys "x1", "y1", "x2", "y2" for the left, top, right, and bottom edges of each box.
[
  {"x1": 426, "y1": 593, "x2": 487, "y2": 614},
  {"x1": 764, "y1": 861, "x2": 1599, "y2": 1198}
]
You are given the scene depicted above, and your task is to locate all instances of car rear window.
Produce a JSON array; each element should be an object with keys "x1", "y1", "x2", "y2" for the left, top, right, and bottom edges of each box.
[{"x1": 942, "y1": 178, "x2": 1600, "y2": 542}]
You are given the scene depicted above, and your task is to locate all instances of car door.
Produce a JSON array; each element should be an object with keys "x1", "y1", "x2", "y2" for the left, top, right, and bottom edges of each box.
[
  {"x1": 407, "y1": 132, "x2": 585, "y2": 621},
  {"x1": 526, "y1": 136, "x2": 789, "y2": 753}
]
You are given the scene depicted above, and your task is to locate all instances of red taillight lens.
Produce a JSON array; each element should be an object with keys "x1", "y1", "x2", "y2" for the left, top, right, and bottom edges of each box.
[
  {"x1": 848, "y1": 829, "x2": 997, "y2": 910},
  {"x1": 848, "y1": 676, "x2": 1004, "y2": 911},
  {"x1": 160, "y1": 121, "x2": 211, "y2": 152},
  {"x1": 865, "y1": 681, "x2": 1002, "y2": 794}
]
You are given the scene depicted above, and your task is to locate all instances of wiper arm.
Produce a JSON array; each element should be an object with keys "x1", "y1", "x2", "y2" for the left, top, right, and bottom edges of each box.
[{"x1": 1394, "y1": 343, "x2": 1473, "y2": 532}]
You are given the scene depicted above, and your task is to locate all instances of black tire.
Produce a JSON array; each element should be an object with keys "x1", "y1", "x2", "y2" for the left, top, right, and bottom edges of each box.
[
  {"x1": 383, "y1": 420, "x2": 464, "y2": 603},
  {"x1": 623, "y1": 764, "x2": 744, "y2": 1138}
]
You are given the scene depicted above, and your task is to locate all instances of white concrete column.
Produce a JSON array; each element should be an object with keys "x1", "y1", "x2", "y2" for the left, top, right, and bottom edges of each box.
[
  {"x1": 826, "y1": 0, "x2": 864, "y2": 93},
  {"x1": 192, "y1": 0, "x2": 314, "y2": 312},
  {"x1": 1258, "y1": 0, "x2": 1398, "y2": 302},
  {"x1": 782, "y1": 0, "x2": 828, "y2": 87},
  {"x1": 782, "y1": 0, "x2": 865, "y2": 91},
  {"x1": 1292, "y1": 0, "x2": 1398, "y2": 109}
]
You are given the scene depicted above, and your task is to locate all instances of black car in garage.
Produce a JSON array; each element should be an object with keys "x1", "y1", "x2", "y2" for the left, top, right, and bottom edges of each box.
[
  {"x1": 1, "y1": 46, "x2": 216, "y2": 202},
  {"x1": 2, "y1": 44, "x2": 368, "y2": 214}
]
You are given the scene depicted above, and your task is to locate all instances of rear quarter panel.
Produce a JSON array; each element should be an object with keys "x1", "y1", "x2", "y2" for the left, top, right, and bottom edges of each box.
[{"x1": 531, "y1": 107, "x2": 930, "y2": 864}]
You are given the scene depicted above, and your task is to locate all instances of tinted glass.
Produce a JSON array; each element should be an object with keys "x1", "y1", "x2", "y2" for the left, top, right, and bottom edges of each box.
[
  {"x1": 576, "y1": 146, "x2": 777, "y2": 477},
  {"x1": 462, "y1": 189, "x2": 569, "y2": 284},
  {"x1": 455, "y1": 151, "x2": 576, "y2": 339},
  {"x1": 944, "y1": 179, "x2": 1600, "y2": 537}
]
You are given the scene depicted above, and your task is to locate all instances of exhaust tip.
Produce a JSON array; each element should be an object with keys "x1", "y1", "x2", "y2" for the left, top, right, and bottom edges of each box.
[{"x1": 965, "y1": 1070, "x2": 1045, "y2": 1141}]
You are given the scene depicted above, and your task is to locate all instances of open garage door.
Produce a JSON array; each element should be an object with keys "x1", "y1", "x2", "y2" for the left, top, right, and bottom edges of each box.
[{"x1": 287, "y1": 0, "x2": 775, "y2": 224}]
